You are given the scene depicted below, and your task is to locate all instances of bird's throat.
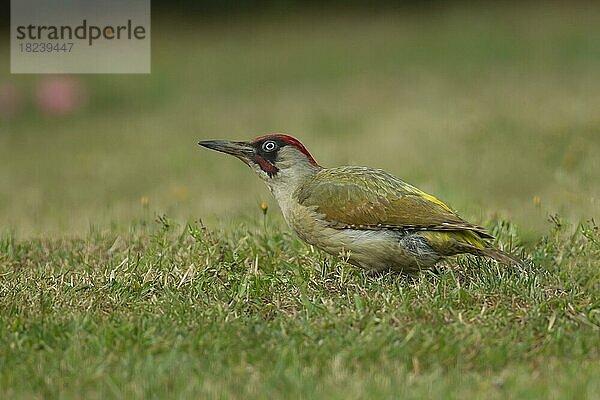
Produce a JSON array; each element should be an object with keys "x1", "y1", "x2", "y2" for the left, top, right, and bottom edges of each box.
[{"x1": 254, "y1": 155, "x2": 279, "y2": 177}]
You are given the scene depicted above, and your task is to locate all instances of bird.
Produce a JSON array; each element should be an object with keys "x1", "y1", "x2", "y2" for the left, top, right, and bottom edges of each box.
[{"x1": 198, "y1": 134, "x2": 521, "y2": 273}]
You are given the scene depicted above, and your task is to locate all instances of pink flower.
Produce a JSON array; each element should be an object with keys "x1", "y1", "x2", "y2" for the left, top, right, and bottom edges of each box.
[{"x1": 35, "y1": 77, "x2": 87, "y2": 116}]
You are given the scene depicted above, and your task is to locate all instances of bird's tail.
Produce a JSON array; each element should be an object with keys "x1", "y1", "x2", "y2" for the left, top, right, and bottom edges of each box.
[{"x1": 480, "y1": 247, "x2": 523, "y2": 267}]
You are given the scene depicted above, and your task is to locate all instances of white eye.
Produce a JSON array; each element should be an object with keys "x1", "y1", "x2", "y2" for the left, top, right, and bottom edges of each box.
[{"x1": 262, "y1": 141, "x2": 277, "y2": 152}]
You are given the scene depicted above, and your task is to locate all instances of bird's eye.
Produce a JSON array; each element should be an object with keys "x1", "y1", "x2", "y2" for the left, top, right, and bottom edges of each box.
[{"x1": 262, "y1": 141, "x2": 277, "y2": 152}]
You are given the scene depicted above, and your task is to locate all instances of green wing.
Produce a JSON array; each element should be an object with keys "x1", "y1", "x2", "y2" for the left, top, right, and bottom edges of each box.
[{"x1": 294, "y1": 166, "x2": 492, "y2": 239}]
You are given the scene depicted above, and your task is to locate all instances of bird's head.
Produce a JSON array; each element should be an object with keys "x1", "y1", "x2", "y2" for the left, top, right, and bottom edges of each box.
[{"x1": 199, "y1": 134, "x2": 321, "y2": 190}]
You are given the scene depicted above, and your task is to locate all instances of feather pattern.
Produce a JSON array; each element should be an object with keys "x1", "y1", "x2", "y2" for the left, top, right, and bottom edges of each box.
[{"x1": 294, "y1": 166, "x2": 493, "y2": 239}]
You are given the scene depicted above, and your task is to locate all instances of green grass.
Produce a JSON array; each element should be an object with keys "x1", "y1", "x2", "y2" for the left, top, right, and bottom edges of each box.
[
  {"x1": 1, "y1": 3, "x2": 600, "y2": 398},
  {"x1": 1, "y1": 216, "x2": 599, "y2": 398}
]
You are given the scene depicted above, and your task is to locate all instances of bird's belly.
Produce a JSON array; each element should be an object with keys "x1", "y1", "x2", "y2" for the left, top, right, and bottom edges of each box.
[{"x1": 285, "y1": 207, "x2": 441, "y2": 272}]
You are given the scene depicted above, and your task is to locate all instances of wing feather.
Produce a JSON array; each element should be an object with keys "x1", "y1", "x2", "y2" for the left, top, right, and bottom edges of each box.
[{"x1": 294, "y1": 166, "x2": 492, "y2": 239}]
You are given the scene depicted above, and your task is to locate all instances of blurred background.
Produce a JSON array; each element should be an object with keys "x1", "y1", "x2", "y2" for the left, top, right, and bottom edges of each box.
[{"x1": 1, "y1": 1, "x2": 599, "y2": 239}]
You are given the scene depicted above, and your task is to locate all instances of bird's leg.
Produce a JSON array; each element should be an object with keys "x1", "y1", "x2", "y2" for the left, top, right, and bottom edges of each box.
[{"x1": 429, "y1": 264, "x2": 444, "y2": 276}]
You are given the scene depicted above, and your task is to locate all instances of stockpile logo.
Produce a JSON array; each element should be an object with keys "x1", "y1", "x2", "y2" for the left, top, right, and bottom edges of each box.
[{"x1": 11, "y1": 0, "x2": 150, "y2": 73}]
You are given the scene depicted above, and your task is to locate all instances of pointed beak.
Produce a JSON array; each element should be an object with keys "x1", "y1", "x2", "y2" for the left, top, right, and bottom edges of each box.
[{"x1": 198, "y1": 139, "x2": 255, "y2": 162}]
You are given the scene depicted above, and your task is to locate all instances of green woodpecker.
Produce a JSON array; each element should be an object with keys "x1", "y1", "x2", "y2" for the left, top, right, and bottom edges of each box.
[{"x1": 199, "y1": 134, "x2": 520, "y2": 272}]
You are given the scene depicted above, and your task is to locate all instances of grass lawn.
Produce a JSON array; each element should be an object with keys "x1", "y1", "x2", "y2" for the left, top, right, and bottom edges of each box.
[
  {"x1": 1, "y1": 218, "x2": 599, "y2": 398},
  {"x1": 1, "y1": 3, "x2": 600, "y2": 399}
]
